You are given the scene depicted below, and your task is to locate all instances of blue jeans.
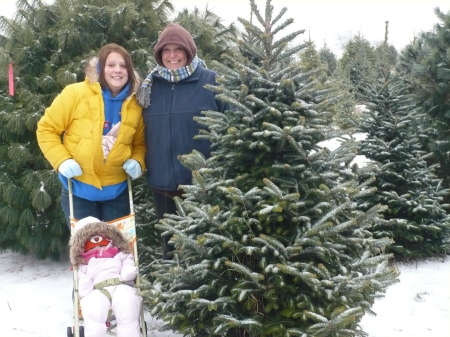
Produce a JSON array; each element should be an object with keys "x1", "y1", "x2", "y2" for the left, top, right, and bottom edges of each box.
[{"x1": 61, "y1": 188, "x2": 131, "y2": 227}]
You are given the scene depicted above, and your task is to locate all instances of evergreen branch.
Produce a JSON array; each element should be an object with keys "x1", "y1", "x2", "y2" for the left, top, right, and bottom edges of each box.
[
  {"x1": 214, "y1": 314, "x2": 262, "y2": 334},
  {"x1": 252, "y1": 234, "x2": 287, "y2": 258},
  {"x1": 310, "y1": 199, "x2": 351, "y2": 229},
  {"x1": 274, "y1": 264, "x2": 319, "y2": 288},
  {"x1": 224, "y1": 260, "x2": 264, "y2": 282}
]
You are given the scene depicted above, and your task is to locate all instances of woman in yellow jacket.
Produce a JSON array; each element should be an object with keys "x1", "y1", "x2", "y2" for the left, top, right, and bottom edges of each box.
[{"x1": 37, "y1": 43, "x2": 145, "y2": 225}]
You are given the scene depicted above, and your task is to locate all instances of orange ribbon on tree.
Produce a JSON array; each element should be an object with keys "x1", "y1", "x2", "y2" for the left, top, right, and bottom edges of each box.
[{"x1": 8, "y1": 63, "x2": 14, "y2": 96}]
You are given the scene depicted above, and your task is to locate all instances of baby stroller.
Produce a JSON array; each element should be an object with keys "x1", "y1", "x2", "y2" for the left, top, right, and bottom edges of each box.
[{"x1": 66, "y1": 177, "x2": 147, "y2": 337}]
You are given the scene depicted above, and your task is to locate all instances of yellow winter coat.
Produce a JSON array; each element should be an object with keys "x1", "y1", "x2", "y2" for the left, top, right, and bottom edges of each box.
[{"x1": 36, "y1": 79, "x2": 145, "y2": 189}]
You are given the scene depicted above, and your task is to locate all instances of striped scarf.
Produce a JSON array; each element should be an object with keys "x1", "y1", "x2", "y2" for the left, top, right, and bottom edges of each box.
[{"x1": 137, "y1": 57, "x2": 206, "y2": 108}]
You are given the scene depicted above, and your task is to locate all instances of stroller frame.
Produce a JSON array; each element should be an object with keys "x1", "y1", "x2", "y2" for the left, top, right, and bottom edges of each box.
[{"x1": 67, "y1": 176, "x2": 147, "y2": 337}]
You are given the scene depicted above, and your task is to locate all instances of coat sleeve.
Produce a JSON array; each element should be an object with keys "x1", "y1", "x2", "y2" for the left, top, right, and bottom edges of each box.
[
  {"x1": 36, "y1": 85, "x2": 78, "y2": 170},
  {"x1": 119, "y1": 253, "x2": 138, "y2": 282},
  {"x1": 78, "y1": 268, "x2": 94, "y2": 298}
]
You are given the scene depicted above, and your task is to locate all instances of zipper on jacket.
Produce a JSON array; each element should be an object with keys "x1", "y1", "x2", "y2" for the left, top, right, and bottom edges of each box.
[{"x1": 170, "y1": 84, "x2": 176, "y2": 185}]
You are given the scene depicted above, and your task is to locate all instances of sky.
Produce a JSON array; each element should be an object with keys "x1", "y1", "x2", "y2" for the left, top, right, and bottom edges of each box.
[
  {"x1": 1, "y1": 0, "x2": 449, "y2": 56},
  {"x1": 169, "y1": 0, "x2": 450, "y2": 55},
  {"x1": 0, "y1": 137, "x2": 449, "y2": 337}
]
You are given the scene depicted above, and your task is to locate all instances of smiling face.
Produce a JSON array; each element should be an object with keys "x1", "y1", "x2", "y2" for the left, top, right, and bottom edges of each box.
[
  {"x1": 104, "y1": 52, "x2": 129, "y2": 96},
  {"x1": 161, "y1": 44, "x2": 188, "y2": 70}
]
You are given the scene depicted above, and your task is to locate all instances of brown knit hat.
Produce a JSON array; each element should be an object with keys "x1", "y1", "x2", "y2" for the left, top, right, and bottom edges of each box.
[{"x1": 154, "y1": 23, "x2": 197, "y2": 66}]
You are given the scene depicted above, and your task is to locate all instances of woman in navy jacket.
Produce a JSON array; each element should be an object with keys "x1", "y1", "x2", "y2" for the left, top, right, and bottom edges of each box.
[{"x1": 137, "y1": 23, "x2": 228, "y2": 259}]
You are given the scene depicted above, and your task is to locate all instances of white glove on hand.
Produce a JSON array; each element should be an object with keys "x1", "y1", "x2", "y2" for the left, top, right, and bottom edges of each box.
[
  {"x1": 123, "y1": 159, "x2": 142, "y2": 180},
  {"x1": 58, "y1": 159, "x2": 82, "y2": 179}
]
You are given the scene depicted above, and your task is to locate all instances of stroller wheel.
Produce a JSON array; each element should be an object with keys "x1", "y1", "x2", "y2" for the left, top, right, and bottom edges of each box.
[{"x1": 66, "y1": 326, "x2": 84, "y2": 337}]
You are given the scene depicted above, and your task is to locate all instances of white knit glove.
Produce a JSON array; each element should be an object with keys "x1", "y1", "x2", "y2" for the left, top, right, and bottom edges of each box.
[
  {"x1": 58, "y1": 159, "x2": 82, "y2": 179},
  {"x1": 123, "y1": 159, "x2": 142, "y2": 180}
]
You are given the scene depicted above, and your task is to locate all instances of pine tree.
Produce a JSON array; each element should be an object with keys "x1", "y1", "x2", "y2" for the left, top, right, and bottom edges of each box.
[
  {"x1": 338, "y1": 34, "x2": 378, "y2": 99},
  {"x1": 143, "y1": 1, "x2": 398, "y2": 336},
  {"x1": 359, "y1": 39, "x2": 450, "y2": 259},
  {"x1": 296, "y1": 41, "x2": 335, "y2": 113},
  {"x1": 0, "y1": 0, "x2": 171, "y2": 259},
  {"x1": 318, "y1": 43, "x2": 337, "y2": 76},
  {"x1": 298, "y1": 41, "x2": 325, "y2": 74},
  {"x1": 397, "y1": 7, "x2": 450, "y2": 195},
  {"x1": 297, "y1": 41, "x2": 357, "y2": 131},
  {"x1": 355, "y1": 49, "x2": 450, "y2": 260},
  {"x1": 373, "y1": 21, "x2": 398, "y2": 70}
]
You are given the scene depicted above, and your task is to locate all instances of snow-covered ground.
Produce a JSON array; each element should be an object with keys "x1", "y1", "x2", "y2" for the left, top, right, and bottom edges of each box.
[
  {"x1": 0, "y1": 249, "x2": 449, "y2": 337},
  {"x1": 0, "y1": 249, "x2": 181, "y2": 337}
]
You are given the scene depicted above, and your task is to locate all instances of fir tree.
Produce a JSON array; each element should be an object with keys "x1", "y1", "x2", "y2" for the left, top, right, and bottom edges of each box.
[
  {"x1": 298, "y1": 41, "x2": 325, "y2": 75},
  {"x1": 355, "y1": 57, "x2": 450, "y2": 259},
  {"x1": 397, "y1": 7, "x2": 450, "y2": 195},
  {"x1": 297, "y1": 41, "x2": 356, "y2": 131},
  {"x1": 338, "y1": 34, "x2": 378, "y2": 99},
  {"x1": 143, "y1": 1, "x2": 398, "y2": 336},
  {"x1": 373, "y1": 21, "x2": 398, "y2": 70},
  {"x1": 318, "y1": 43, "x2": 337, "y2": 76}
]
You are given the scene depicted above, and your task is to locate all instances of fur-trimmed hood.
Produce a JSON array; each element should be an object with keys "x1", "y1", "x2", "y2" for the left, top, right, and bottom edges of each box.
[{"x1": 69, "y1": 220, "x2": 131, "y2": 265}]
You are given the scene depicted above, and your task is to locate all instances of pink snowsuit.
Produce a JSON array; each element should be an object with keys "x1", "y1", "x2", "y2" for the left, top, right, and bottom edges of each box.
[{"x1": 78, "y1": 249, "x2": 142, "y2": 337}]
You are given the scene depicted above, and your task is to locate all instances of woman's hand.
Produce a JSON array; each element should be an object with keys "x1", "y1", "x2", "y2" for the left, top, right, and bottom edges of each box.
[
  {"x1": 58, "y1": 159, "x2": 82, "y2": 178},
  {"x1": 123, "y1": 159, "x2": 142, "y2": 180}
]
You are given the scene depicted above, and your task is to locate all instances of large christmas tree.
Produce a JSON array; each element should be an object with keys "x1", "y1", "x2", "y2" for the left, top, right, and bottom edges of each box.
[{"x1": 143, "y1": 1, "x2": 398, "y2": 336}]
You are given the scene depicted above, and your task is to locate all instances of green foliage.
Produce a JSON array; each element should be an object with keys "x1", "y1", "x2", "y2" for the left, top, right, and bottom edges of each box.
[
  {"x1": 143, "y1": 1, "x2": 399, "y2": 336},
  {"x1": 298, "y1": 41, "x2": 325, "y2": 74},
  {"x1": 355, "y1": 67, "x2": 450, "y2": 260},
  {"x1": 338, "y1": 34, "x2": 378, "y2": 99},
  {"x1": 132, "y1": 176, "x2": 161, "y2": 278},
  {"x1": 302, "y1": 43, "x2": 358, "y2": 131},
  {"x1": 397, "y1": 7, "x2": 450, "y2": 194},
  {"x1": 319, "y1": 43, "x2": 337, "y2": 76}
]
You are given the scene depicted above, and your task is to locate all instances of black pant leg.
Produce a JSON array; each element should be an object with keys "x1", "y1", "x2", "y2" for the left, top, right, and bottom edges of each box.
[{"x1": 151, "y1": 189, "x2": 177, "y2": 260}]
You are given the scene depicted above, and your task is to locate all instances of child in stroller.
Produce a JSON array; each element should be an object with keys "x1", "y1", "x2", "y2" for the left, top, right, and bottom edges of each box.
[{"x1": 69, "y1": 216, "x2": 142, "y2": 337}]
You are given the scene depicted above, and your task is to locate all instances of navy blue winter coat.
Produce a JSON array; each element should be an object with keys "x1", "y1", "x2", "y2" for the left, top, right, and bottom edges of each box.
[{"x1": 143, "y1": 66, "x2": 228, "y2": 191}]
